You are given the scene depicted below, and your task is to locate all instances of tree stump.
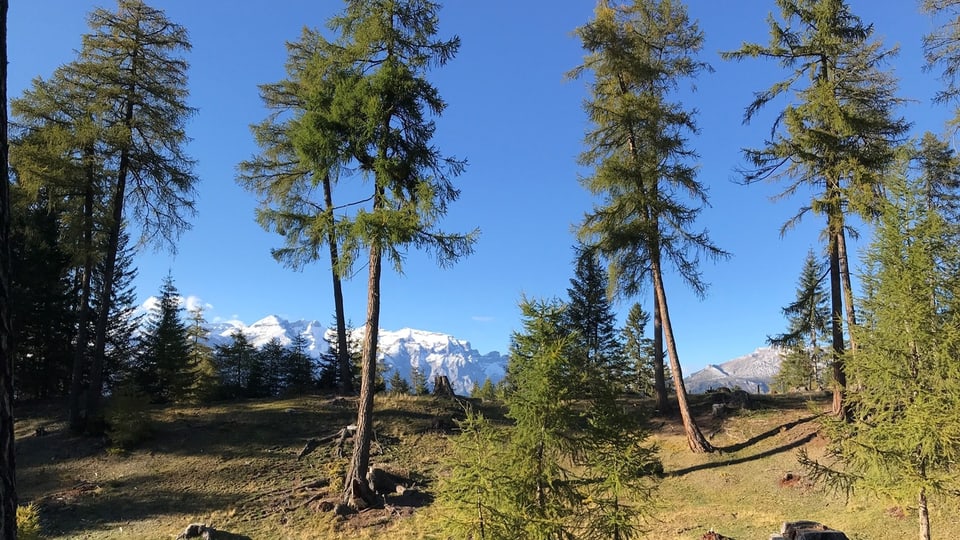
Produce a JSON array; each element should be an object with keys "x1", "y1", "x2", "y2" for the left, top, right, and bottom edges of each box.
[{"x1": 433, "y1": 375, "x2": 455, "y2": 397}]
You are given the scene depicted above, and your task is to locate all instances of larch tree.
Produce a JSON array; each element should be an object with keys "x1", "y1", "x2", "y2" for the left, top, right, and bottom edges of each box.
[
  {"x1": 0, "y1": 0, "x2": 16, "y2": 534},
  {"x1": 922, "y1": 0, "x2": 960, "y2": 128},
  {"x1": 237, "y1": 27, "x2": 354, "y2": 395},
  {"x1": 723, "y1": 0, "x2": 909, "y2": 417},
  {"x1": 801, "y1": 167, "x2": 960, "y2": 540},
  {"x1": 80, "y1": 0, "x2": 197, "y2": 428},
  {"x1": 769, "y1": 249, "x2": 830, "y2": 391},
  {"x1": 573, "y1": 0, "x2": 727, "y2": 453},
  {"x1": 292, "y1": 0, "x2": 477, "y2": 511}
]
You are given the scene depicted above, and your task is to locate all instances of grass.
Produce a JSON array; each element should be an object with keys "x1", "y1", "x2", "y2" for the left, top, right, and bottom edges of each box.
[{"x1": 16, "y1": 392, "x2": 960, "y2": 539}]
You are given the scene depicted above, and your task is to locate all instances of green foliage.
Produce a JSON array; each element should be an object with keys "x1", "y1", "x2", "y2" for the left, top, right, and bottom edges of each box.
[
  {"x1": 105, "y1": 383, "x2": 155, "y2": 452},
  {"x1": 770, "y1": 249, "x2": 830, "y2": 391},
  {"x1": 215, "y1": 330, "x2": 258, "y2": 399},
  {"x1": 283, "y1": 333, "x2": 316, "y2": 396},
  {"x1": 804, "y1": 168, "x2": 960, "y2": 537},
  {"x1": 186, "y1": 306, "x2": 221, "y2": 403},
  {"x1": 621, "y1": 303, "x2": 656, "y2": 396},
  {"x1": 136, "y1": 273, "x2": 192, "y2": 403},
  {"x1": 471, "y1": 377, "x2": 498, "y2": 401},
  {"x1": 389, "y1": 370, "x2": 411, "y2": 395},
  {"x1": 921, "y1": 0, "x2": 960, "y2": 127},
  {"x1": 16, "y1": 503, "x2": 42, "y2": 540},
  {"x1": 438, "y1": 297, "x2": 659, "y2": 539},
  {"x1": 410, "y1": 365, "x2": 430, "y2": 396}
]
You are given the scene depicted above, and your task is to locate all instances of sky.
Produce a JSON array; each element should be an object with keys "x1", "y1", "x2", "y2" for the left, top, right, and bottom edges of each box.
[{"x1": 7, "y1": 1, "x2": 951, "y2": 373}]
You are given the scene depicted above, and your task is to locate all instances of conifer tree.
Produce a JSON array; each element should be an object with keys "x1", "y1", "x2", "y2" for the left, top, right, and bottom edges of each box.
[
  {"x1": 439, "y1": 297, "x2": 659, "y2": 539},
  {"x1": 186, "y1": 306, "x2": 219, "y2": 402},
  {"x1": 388, "y1": 371, "x2": 410, "y2": 395},
  {"x1": 215, "y1": 330, "x2": 256, "y2": 399},
  {"x1": 769, "y1": 249, "x2": 830, "y2": 391},
  {"x1": 802, "y1": 169, "x2": 960, "y2": 540},
  {"x1": 573, "y1": 0, "x2": 727, "y2": 452},
  {"x1": 257, "y1": 338, "x2": 286, "y2": 397},
  {"x1": 621, "y1": 303, "x2": 657, "y2": 398},
  {"x1": 723, "y1": 0, "x2": 909, "y2": 416},
  {"x1": 137, "y1": 273, "x2": 191, "y2": 403},
  {"x1": 0, "y1": 2, "x2": 15, "y2": 532},
  {"x1": 410, "y1": 365, "x2": 430, "y2": 396},
  {"x1": 922, "y1": 0, "x2": 960, "y2": 128},
  {"x1": 289, "y1": 0, "x2": 477, "y2": 509},
  {"x1": 284, "y1": 333, "x2": 315, "y2": 395},
  {"x1": 93, "y1": 232, "x2": 141, "y2": 394},
  {"x1": 564, "y1": 243, "x2": 624, "y2": 393},
  {"x1": 237, "y1": 27, "x2": 355, "y2": 395}
]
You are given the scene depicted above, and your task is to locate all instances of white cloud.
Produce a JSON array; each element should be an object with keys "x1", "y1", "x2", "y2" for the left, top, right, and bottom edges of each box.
[{"x1": 184, "y1": 295, "x2": 213, "y2": 313}]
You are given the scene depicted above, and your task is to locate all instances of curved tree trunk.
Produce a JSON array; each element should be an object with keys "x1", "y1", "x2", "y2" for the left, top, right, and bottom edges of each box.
[
  {"x1": 651, "y1": 255, "x2": 713, "y2": 453},
  {"x1": 652, "y1": 293, "x2": 669, "y2": 413},
  {"x1": 836, "y1": 229, "x2": 858, "y2": 355},
  {"x1": 0, "y1": 2, "x2": 17, "y2": 534},
  {"x1": 341, "y1": 239, "x2": 382, "y2": 510},
  {"x1": 322, "y1": 173, "x2": 353, "y2": 395}
]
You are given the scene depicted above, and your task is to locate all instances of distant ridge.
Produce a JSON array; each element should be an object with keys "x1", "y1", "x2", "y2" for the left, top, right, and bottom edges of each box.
[
  {"x1": 205, "y1": 316, "x2": 507, "y2": 394},
  {"x1": 683, "y1": 347, "x2": 783, "y2": 394}
]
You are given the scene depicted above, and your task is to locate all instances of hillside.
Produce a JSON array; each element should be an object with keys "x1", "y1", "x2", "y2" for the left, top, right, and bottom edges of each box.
[
  {"x1": 683, "y1": 346, "x2": 783, "y2": 394},
  {"x1": 16, "y1": 393, "x2": 960, "y2": 539}
]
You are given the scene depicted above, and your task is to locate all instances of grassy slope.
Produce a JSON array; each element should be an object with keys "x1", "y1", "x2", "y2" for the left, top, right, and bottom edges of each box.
[{"x1": 16, "y1": 393, "x2": 960, "y2": 539}]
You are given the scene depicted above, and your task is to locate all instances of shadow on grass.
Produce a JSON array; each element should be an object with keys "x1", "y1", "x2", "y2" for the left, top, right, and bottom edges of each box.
[
  {"x1": 35, "y1": 471, "x2": 248, "y2": 538},
  {"x1": 665, "y1": 415, "x2": 821, "y2": 478},
  {"x1": 720, "y1": 414, "x2": 820, "y2": 453}
]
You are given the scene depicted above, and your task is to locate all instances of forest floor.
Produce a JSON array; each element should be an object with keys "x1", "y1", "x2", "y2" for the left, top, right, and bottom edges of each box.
[{"x1": 16, "y1": 391, "x2": 960, "y2": 539}]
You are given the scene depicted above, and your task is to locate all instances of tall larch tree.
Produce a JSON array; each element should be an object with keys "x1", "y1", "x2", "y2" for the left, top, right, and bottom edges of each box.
[
  {"x1": 295, "y1": 0, "x2": 477, "y2": 510},
  {"x1": 723, "y1": 0, "x2": 909, "y2": 416},
  {"x1": 238, "y1": 28, "x2": 354, "y2": 395},
  {"x1": 0, "y1": 0, "x2": 16, "y2": 534},
  {"x1": 802, "y1": 168, "x2": 960, "y2": 540},
  {"x1": 573, "y1": 0, "x2": 727, "y2": 453}
]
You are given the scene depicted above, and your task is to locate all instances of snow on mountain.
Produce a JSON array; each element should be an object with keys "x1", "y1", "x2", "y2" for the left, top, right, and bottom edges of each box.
[
  {"x1": 205, "y1": 316, "x2": 506, "y2": 394},
  {"x1": 683, "y1": 346, "x2": 783, "y2": 394}
]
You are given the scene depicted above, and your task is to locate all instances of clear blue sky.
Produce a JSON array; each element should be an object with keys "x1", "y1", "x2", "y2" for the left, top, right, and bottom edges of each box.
[{"x1": 8, "y1": 1, "x2": 948, "y2": 373}]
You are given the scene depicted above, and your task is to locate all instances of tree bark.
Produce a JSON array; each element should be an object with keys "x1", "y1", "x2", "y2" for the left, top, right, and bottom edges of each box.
[
  {"x1": 0, "y1": 1, "x2": 18, "y2": 534},
  {"x1": 651, "y1": 255, "x2": 713, "y2": 453},
  {"x1": 836, "y1": 229, "x2": 858, "y2": 355},
  {"x1": 68, "y1": 159, "x2": 96, "y2": 432},
  {"x1": 322, "y1": 173, "x2": 353, "y2": 395},
  {"x1": 828, "y1": 231, "x2": 847, "y2": 418},
  {"x1": 341, "y1": 239, "x2": 382, "y2": 510},
  {"x1": 919, "y1": 487, "x2": 930, "y2": 540},
  {"x1": 652, "y1": 293, "x2": 669, "y2": 413}
]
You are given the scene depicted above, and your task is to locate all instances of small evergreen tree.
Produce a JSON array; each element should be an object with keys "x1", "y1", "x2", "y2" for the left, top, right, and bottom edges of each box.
[
  {"x1": 621, "y1": 303, "x2": 657, "y2": 396},
  {"x1": 284, "y1": 333, "x2": 315, "y2": 395},
  {"x1": 215, "y1": 330, "x2": 256, "y2": 399},
  {"x1": 137, "y1": 273, "x2": 191, "y2": 403},
  {"x1": 257, "y1": 338, "x2": 286, "y2": 397},
  {"x1": 388, "y1": 371, "x2": 411, "y2": 395},
  {"x1": 186, "y1": 306, "x2": 219, "y2": 402},
  {"x1": 769, "y1": 249, "x2": 830, "y2": 391},
  {"x1": 410, "y1": 365, "x2": 430, "y2": 396}
]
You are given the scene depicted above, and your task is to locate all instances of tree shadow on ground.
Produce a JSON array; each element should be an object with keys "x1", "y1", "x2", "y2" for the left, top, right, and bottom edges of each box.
[{"x1": 665, "y1": 415, "x2": 821, "y2": 478}]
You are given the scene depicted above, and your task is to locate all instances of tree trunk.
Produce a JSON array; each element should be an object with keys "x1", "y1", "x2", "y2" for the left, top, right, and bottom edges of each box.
[
  {"x1": 919, "y1": 487, "x2": 930, "y2": 540},
  {"x1": 341, "y1": 240, "x2": 382, "y2": 510},
  {"x1": 836, "y1": 229, "x2": 858, "y2": 355},
  {"x1": 68, "y1": 163, "x2": 96, "y2": 432},
  {"x1": 827, "y1": 231, "x2": 847, "y2": 418},
  {"x1": 652, "y1": 293, "x2": 669, "y2": 413},
  {"x1": 322, "y1": 173, "x2": 353, "y2": 395},
  {"x1": 651, "y1": 256, "x2": 713, "y2": 453},
  {"x1": 88, "y1": 82, "x2": 135, "y2": 427},
  {"x1": 0, "y1": 1, "x2": 18, "y2": 534}
]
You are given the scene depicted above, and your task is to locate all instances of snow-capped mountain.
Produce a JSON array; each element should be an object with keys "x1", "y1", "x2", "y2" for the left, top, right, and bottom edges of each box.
[
  {"x1": 683, "y1": 347, "x2": 783, "y2": 394},
  {"x1": 205, "y1": 316, "x2": 506, "y2": 394}
]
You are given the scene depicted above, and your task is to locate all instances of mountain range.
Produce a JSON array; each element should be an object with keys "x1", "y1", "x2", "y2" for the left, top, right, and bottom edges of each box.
[
  {"x1": 206, "y1": 316, "x2": 507, "y2": 394},
  {"x1": 204, "y1": 315, "x2": 781, "y2": 395}
]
